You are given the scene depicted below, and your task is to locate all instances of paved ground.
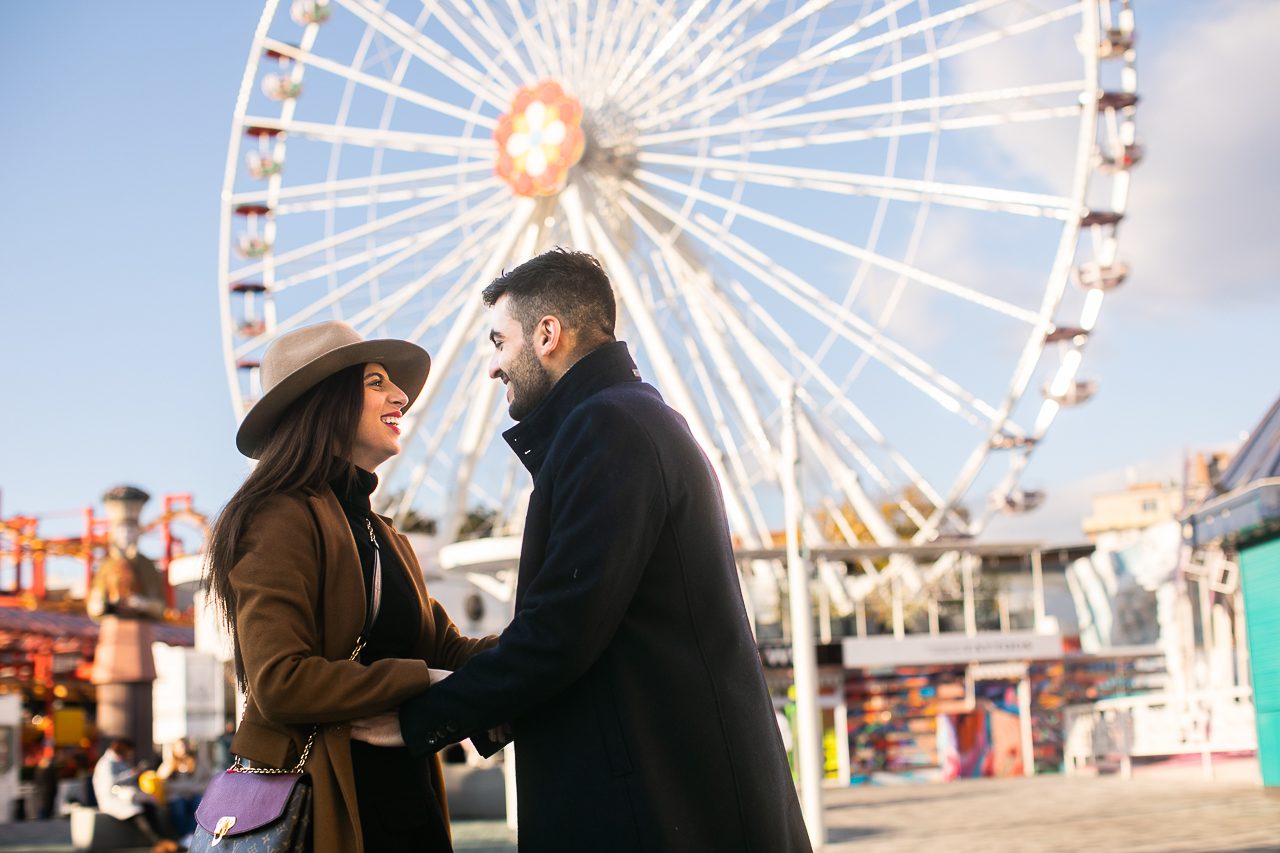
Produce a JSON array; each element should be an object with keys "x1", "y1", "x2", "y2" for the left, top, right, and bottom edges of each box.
[
  {"x1": 2, "y1": 759, "x2": 1275, "y2": 852},
  {"x1": 822, "y1": 759, "x2": 1280, "y2": 852}
]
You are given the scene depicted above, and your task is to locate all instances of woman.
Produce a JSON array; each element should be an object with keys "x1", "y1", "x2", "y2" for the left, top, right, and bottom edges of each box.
[{"x1": 204, "y1": 321, "x2": 493, "y2": 853}]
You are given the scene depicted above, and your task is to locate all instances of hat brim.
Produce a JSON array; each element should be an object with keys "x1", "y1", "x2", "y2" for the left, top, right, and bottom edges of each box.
[{"x1": 236, "y1": 339, "x2": 431, "y2": 459}]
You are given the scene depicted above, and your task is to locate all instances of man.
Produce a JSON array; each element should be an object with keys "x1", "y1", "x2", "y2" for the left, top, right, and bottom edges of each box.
[
  {"x1": 91, "y1": 738, "x2": 178, "y2": 853},
  {"x1": 354, "y1": 248, "x2": 811, "y2": 852}
]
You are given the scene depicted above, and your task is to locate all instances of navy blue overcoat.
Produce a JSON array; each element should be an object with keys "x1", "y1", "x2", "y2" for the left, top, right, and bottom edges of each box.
[{"x1": 401, "y1": 341, "x2": 811, "y2": 853}]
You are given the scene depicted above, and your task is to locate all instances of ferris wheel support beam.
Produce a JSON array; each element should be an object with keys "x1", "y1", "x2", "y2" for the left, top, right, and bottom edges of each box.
[
  {"x1": 623, "y1": 180, "x2": 1004, "y2": 428},
  {"x1": 334, "y1": 0, "x2": 514, "y2": 107},
  {"x1": 728, "y1": 277, "x2": 951, "y2": 520},
  {"x1": 543, "y1": 0, "x2": 577, "y2": 82},
  {"x1": 260, "y1": 38, "x2": 498, "y2": 128},
  {"x1": 498, "y1": 0, "x2": 558, "y2": 79},
  {"x1": 231, "y1": 178, "x2": 501, "y2": 284},
  {"x1": 230, "y1": 160, "x2": 493, "y2": 206},
  {"x1": 269, "y1": 183, "x2": 474, "y2": 215},
  {"x1": 375, "y1": 197, "x2": 541, "y2": 499},
  {"x1": 623, "y1": 181, "x2": 972, "y2": 504},
  {"x1": 241, "y1": 115, "x2": 492, "y2": 157},
  {"x1": 631, "y1": 0, "x2": 864, "y2": 119},
  {"x1": 441, "y1": 0, "x2": 538, "y2": 87},
  {"x1": 346, "y1": 214, "x2": 512, "y2": 334},
  {"x1": 711, "y1": 106, "x2": 1083, "y2": 157},
  {"x1": 439, "y1": 350, "x2": 505, "y2": 541},
  {"x1": 594, "y1": 0, "x2": 658, "y2": 91},
  {"x1": 610, "y1": 0, "x2": 712, "y2": 103},
  {"x1": 638, "y1": 152, "x2": 1075, "y2": 219},
  {"x1": 269, "y1": 193, "x2": 506, "y2": 294},
  {"x1": 634, "y1": 169, "x2": 1041, "y2": 325},
  {"x1": 646, "y1": 249, "x2": 776, "y2": 544},
  {"x1": 436, "y1": 205, "x2": 555, "y2": 539},
  {"x1": 670, "y1": 262, "x2": 907, "y2": 549},
  {"x1": 661, "y1": 1, "x2": 1080, "y2": 128},
  {"x1": 231, "y1": 190, "x2": 508, "y2": 359},
  {"x1": 637, "y1": 0, "x2": 1008, "y2": 126},
  {"x1": 637, "y1": 79, "x2": 1086, "y2": 146},
  {"x1": 621, "y1": 199, "x2": 775, "y2": 466},
  {"x1": 391, "y1": 348, "x2": 489, "y2": 524},
  {"x1": 672, "y1": 316, "x2": 775, "y2": 545},
  {"x1": 560, "y1": 182, "x2": 757, "y2": 542},
  {"x1": 612, "y1": 0, "x2": 769, "y2": 113}
]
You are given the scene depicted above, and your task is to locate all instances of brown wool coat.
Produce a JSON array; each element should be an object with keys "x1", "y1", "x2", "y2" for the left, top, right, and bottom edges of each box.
[{"x1": 228, "y1": 487, "x2": 492, "y2": 853}]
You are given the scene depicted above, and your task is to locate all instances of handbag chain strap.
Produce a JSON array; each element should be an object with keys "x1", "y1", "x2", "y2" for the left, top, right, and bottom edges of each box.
[{"x1": 232, "y1": 517, "x2": 382, "y2": 775}]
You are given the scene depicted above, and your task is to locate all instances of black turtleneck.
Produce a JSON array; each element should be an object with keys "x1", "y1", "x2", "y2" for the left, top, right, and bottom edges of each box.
[
  {"x1": 327, "y1": 466, "x2": 421, "y2": 664},
  {"x1": 329, "y1": 465, "x2": 449, "y2": 851}
]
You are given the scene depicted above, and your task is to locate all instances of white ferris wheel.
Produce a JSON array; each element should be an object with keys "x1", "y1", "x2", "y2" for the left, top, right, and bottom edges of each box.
[{"x1": 218, "y1": 0, "x2": 1139, "y2": 601}]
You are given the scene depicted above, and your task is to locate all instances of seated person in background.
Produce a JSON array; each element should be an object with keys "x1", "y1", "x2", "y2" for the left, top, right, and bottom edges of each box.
[
  {"x1": 91, "y1": 738, "x2": 179, "y2": 853},
  {"x1": 158, "y1": 737, "x2": 205, "y2": 841}
]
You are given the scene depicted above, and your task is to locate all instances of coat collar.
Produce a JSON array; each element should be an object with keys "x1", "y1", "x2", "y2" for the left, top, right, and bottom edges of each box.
[{"x1": 502, "y1": 341, "x2": 641, "y2": 477}]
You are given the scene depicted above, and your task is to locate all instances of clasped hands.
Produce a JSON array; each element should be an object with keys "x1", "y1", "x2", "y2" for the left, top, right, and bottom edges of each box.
[{"x1": 348, "y1": 668, "x2": 511, "y2": 747}]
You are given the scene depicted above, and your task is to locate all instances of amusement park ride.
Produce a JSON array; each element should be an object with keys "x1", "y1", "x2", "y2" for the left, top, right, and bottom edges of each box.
[
  {"x1": 0, "y1": 494, "x2": 203, "y2": 613},
  {"x1": 0, "y1": 490, "x2": 205, "y2": 721},
  {"x1": 219, "y1": 0, "x2": 1140, "y2": 610}
]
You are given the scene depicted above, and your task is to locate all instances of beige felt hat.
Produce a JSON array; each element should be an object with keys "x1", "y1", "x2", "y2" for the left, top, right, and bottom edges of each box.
[{"x1": 235, "y1": 321, "x2": 430, "y2": 459}]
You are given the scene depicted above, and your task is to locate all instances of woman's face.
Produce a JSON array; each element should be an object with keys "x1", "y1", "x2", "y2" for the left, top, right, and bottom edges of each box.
[{"x1": 350, "y1": 362, "x2": 408, "y2": 471}]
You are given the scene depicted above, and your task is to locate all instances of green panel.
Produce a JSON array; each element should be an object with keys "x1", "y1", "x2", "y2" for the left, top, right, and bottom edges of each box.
[
  {"x1": 1241, "y1": 536, "x2": 1280, "y2": 786},
  {"x1": 1257, "y1": 711, "x2": 1280, "y2": 787}
]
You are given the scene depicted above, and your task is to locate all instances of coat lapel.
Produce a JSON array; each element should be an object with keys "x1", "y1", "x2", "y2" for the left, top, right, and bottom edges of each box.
[{"x1": 309, "y1": 489, "x2": 367, "y2": 661}]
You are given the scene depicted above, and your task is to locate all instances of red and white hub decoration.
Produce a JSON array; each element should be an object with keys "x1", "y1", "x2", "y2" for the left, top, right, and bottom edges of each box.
[{"x1": 493, "y1": 80, "x2": 585, "y2": 198}]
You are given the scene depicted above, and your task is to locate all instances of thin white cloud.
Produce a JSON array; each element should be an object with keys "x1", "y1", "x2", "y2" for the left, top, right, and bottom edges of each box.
[
  {"x1": 1119, "y1": 1, "x2": 1280, "y2": 310},
  {"x1": 980, "y1": 447, "x2": 1191, "y2": 543}
]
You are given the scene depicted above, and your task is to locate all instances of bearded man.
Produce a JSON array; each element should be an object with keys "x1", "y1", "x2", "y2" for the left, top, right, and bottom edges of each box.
[{"x1": 353, "y1": 248, "x2": 811, "y2": 853}]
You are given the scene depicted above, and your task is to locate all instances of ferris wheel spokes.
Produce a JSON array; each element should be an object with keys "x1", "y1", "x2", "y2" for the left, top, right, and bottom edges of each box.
[
  {"x1": 374, "y1": 196, "x2": 541, "y2": 495},
  {"x1": 229, "y1": 190, "x2": 508, "y2": 359},
  {"x1": 240, "y1": 115, "x2": 491, "y2": 156},
  {"x1": 619, "y1": 178, "x2": 1008, "y2": 430},
  {"x1": 220, "y1": 0, "x2": 1139, "y2": 567},
  {"x1": 631, "y1": 169, "x2": 1043, "y2": 324},
  {"x1": 636, "y1": 80, "x2": 1087, "y2": 147},
  {"x1": 742, "y1": 2, "x2": 1083, "y2": 127},
  {"x1": 632, "y1": 0, "x2": 1019, "y2": 128},
  {"x1": 638, "y1": 152, "x2": 1076, "y2": 219},
  {"x1": 334, "y1": 0, "x2": 517, "y2": 104},
  {"x1": 229, "y1": 179, "x2": 502, "y2": 286},
  {"x1": 229, "y1": 161, "x2": 494, "y2": 207},
  {"x1": 260, "y1": 37, "x2": 498, "y2": 127}
]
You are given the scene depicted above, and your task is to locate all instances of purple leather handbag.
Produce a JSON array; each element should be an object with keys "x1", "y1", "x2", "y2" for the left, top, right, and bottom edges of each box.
[{"x1": 188, "y1": 770, "x2": 313, "y2": 851}]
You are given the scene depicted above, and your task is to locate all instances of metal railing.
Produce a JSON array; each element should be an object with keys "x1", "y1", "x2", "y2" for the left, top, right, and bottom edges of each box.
[{"x1": 1063, "y1": 687, "x2": 1256, "y2": 779}]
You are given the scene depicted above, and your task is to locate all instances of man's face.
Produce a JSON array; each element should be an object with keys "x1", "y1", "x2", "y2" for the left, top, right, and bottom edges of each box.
[{"x1": 488, "y1": 295, "x2": 554, "y2": 421}]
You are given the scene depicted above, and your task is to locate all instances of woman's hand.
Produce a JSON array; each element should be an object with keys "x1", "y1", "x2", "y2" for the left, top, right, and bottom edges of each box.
[
  {"x1": 349, "y1": 713, "x2": 405, "y2": 747},
  {"x1": 428, "y1": 668, "x2": 452, "y2": 684}
]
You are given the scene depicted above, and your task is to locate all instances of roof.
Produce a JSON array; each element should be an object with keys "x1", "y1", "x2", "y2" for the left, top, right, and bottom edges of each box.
[
  {"x1": 1215, "y1": 395, "x2": 1280, "y2": 492},
  {"x1": 0, "y1": 607, "x2": 194, "y2": 647},
  {"x1": 1189, "y1": 394, "x2": 1280, "y2": 547}
]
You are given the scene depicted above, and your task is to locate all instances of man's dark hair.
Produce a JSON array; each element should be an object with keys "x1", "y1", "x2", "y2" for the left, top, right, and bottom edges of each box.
[{"x1": 482, "y1": 248, "x2": 616, "y2": 348}]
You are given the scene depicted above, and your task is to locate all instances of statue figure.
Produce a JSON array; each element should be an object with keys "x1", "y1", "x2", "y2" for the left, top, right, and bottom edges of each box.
[{"x1": 89, "y1": 486, "x2": 167, "y2": 762}]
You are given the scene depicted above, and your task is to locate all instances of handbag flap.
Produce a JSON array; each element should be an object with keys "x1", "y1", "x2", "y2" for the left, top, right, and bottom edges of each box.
[{"x1": 195, "y1": 770, "x2": 303, "y2": 835}]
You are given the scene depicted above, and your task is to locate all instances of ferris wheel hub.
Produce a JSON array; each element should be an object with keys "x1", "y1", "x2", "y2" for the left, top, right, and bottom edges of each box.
[{"x1": 494, "y1": 80, "x2": 586, "y2": 198}]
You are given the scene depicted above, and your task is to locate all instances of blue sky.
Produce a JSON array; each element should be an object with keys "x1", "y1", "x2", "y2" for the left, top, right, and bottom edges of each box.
[{"x1": 1, "y1": 2, "x2": 1277, "y2": 584}]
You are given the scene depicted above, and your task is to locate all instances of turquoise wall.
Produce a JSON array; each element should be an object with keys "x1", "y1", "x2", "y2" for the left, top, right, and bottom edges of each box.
[{"x1": 1241, "y1": 536, "x2": 1280, "y2": 787}]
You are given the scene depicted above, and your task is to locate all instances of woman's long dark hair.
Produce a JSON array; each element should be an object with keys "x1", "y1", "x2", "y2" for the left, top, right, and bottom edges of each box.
[{"x1": 204, "y1": 364, "x2": 364, "y2": 683}]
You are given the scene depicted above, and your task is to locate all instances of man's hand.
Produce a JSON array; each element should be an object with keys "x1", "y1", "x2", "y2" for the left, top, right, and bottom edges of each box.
[{"x1": 349, "y1": 712, "x2": 405, "y2": 747}]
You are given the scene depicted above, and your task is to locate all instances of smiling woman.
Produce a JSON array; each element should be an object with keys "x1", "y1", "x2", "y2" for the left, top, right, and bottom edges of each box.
[{"x1": 201, "y1": 320, "x2": 495, "y2": 853}]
